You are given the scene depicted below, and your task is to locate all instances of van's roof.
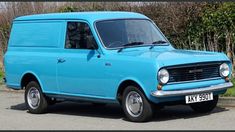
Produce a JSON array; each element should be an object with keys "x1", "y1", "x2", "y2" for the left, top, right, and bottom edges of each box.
[{"x1": 14, "y1": 11, "x2": 149, "y2": 22}]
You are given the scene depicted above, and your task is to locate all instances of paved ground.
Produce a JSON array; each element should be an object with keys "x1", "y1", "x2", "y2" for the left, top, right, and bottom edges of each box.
[{"x1": 1, "y1": 90, "x2": 235, "y2": 130}]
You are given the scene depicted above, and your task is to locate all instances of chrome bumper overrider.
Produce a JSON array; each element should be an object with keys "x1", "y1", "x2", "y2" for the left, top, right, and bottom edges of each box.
[{"x1": 151, "y1": 82, "x2": 233, "y2": 97}]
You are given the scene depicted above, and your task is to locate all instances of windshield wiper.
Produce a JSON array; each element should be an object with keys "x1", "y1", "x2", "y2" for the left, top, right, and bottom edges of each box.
[
  {"x1": 149, "y1": 40, "x2": 167, "y2": 49},
  {"x1": 117, "y1": 42, "x2": 144, "y2": 53}
]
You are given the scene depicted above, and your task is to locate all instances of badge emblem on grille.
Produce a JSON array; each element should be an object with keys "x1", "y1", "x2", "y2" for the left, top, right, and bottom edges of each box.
[{"x1": 189, "y1": 69, "x2": 203, "y2": 73}]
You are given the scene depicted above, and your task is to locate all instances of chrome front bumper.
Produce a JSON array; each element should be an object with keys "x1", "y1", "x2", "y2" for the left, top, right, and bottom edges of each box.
[{"x1": 151, "y1": 82, "x2": 233, "y2": 98}]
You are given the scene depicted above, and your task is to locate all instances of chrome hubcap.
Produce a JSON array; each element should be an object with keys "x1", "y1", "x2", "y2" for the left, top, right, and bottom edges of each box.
[
  {"x1": 27, "y1": 87, "x2": 40, "y2": 109},
  {"x1": 125, "y1": 91, "x2": 143, "y2": 117}
]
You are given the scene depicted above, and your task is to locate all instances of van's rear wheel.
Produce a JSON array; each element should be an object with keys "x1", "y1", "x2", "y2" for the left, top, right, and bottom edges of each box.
[
  {"x1": 25, "y1": 81, "x2": 48, "y2": 114},
  {"x1": 122, "y1": 86, "x2": 154, "y2": 122},
  {"x1": 190, "y1": 95, "x2": 218, "y2": 113}
]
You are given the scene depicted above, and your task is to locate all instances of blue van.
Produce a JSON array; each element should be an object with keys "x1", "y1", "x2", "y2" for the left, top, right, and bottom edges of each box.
[{"x1": 4, "y1": 11, "x2": 233, "y2": 122}]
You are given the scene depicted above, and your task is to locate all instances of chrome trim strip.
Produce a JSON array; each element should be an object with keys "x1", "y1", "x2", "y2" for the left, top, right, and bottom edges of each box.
[
  {"x1": 151, "y1": 82, "x2": 233, "y2": 97},
  {"x1": 167, "y1": 77, "x2": 222, "y2": 85},
  {"x1": 165, "y1": 61, "x2": 223, "y2": 69}
]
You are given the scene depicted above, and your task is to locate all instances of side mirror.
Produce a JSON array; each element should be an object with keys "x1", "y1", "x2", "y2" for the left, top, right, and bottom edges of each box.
[{"x1": 93, "y1": 45, "x2": 101, "y2": 58}]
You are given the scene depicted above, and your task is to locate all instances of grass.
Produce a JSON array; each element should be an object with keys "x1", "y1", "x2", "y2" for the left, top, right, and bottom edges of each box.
[
  {"x1": 0, "y1": 70, "x2": 4, "y2": 79},
  {"x1": 221, "y1": 78, "x2": 235, "y2": 97},
  {"x1": 0, "y1": 69, "x2": 4, "y2": 84}
]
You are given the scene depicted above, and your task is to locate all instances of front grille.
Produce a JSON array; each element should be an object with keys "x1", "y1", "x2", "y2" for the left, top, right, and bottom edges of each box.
[{"x1": 167, "y1": 62, "x2": 222, "y2": 83}]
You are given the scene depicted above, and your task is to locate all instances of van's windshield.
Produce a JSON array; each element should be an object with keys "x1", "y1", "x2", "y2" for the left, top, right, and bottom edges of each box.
[{"x1": 95, "y1": 19, "x2": 168, "y2": 49}]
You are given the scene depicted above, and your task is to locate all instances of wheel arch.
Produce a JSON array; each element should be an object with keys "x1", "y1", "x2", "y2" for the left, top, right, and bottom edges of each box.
[
  {"x1": 20, "y1": 71, "x2": 44, "y2": 91},
  {"x1": 116, "y1": 79, "x2": 148, "y2": 104}
]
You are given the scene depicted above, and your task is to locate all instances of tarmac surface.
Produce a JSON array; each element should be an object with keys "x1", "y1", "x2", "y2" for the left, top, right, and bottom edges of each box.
[{"x1": 0, "y1": 89, "x2": 235, "y2": 130}]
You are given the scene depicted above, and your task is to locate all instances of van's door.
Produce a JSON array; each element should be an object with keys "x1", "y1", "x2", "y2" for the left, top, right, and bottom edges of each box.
[{"x1": 57, "y1": 21, "x2": 106, "y2": 96}]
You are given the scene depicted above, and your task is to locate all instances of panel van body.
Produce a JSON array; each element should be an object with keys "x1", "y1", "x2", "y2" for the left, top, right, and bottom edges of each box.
[{"x1": 4, "y1": 11, "x2": 233, "y2": 122}]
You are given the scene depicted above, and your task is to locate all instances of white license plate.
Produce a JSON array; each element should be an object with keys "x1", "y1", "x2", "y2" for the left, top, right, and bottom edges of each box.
[{"x1": 185, "y1": 92, "x2": 213, "y2": 104}]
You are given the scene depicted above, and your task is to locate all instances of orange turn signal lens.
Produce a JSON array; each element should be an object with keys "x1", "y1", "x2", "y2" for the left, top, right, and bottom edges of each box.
[
  {"x1": 225, "y1": 77, "x2": 230, "y2": 82},
  {"x1": 157, "y1": 84, "x2": 162, "y2": 90}
]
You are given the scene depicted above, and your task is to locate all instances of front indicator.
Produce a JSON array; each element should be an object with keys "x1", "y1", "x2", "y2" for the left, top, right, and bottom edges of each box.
[
  {"x1": 225, "y1": 77, "x2": 230, "y2": 82},
  {"x1": 157, "y1": 84, "x2": 162, "y2": 90}
]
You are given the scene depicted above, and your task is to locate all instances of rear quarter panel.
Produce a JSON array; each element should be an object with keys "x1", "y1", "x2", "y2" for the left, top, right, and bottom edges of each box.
[{"x1": 4, "y1": 20, "x2": 66, "y2": 93}]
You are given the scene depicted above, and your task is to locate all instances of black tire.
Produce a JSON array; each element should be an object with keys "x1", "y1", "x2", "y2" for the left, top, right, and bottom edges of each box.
[
  {"x1": 153, "y1": 104, "x2": 164, "y2": 111},
  {"x1": 24, "y1": 81, "x2": 48, "y2": 114},
  {"x1": 47, "y1": 98, "x2": 58, "y2": 105},
  {"x1": 190, "y1": 95, "x2": 218, "y2": 113},
  {"x1": 122, "y1": 85, "x2": 154, "y2": 122}
]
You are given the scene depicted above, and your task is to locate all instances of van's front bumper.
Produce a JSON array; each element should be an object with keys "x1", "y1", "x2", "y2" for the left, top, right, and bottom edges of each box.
[{"x1": 151, "y1": 82, "x2": 233, "y2": 97}]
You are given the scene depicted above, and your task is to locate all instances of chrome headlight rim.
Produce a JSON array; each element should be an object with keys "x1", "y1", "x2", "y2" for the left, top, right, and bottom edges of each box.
[
  {"x1": 158, "y1": 68, "x2": 169, "y2": 84},
  {"x1": 219, "y1": 63, "x2": 230, "y2": 77}
]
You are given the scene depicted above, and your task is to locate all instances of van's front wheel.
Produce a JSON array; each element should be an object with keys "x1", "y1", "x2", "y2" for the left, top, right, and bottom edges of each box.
[
  {"x1": 25, "y1": 81, "x2": 48, "y2": 114},
  {"x1": 122, "y1": 86, "x2": 154, "y2": 122}
]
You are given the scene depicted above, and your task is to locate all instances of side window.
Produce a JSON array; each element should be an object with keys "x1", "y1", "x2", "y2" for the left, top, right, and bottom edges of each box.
[{"x1": 65, "y1": 22, "x2": 98, "y2": 49}]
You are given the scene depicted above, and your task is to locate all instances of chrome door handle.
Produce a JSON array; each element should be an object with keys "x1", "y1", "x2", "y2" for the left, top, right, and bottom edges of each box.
[{"x1": 57, "y1": 58, "x2": 66, "y2": 63}]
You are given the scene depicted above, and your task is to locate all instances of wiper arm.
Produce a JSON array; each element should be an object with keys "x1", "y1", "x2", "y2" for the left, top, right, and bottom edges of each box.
[
  {"x1": 149, "y1": 40, "x2": 167, "y2": 49},
  {"x1": 117, "y1": 42, "x2": 144, "y2": 53},
  {"x1": 122, "y1": 41, "x2": 144, "y2": 47},
  {"x1": 152, "y1": 40, "x2": 167, "y2": 44}
]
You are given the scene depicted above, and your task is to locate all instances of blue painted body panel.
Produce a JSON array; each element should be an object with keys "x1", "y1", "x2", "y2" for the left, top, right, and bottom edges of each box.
[{"x1": 4, "y1": 11, "x2": 232, "y2": 104}]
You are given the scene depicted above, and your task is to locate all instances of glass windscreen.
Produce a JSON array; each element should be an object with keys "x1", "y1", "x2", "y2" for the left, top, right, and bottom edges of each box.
[{"x1": 96, "y1": 19, "x2": 168, "y2": 48}]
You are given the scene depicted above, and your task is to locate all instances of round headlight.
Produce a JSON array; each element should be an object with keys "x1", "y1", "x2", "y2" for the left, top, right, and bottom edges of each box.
[
  {"x1": 219, "y1": 63, "x2": 230, "y2": 77},
  {"x1": 158, "y1": 69, "x2": 169, "y2": 84}
]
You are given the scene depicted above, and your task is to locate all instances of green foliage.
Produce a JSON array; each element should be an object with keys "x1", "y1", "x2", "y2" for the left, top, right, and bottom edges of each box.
[
  {"x1": 58, "y1": 6, "x2": 78, "y2": 12},
  {"x1": 0, "y1": 70, "x2": 3, "y2": 79},
  {"x1": 0, "y1": 69, "x2": 4, "y2": 84},
  {"x1": 202, "y1": 2, "x2": 235, "y2": 32},
  {"x1": 0, "y1": 23, "x2": 11, "y2": 53},
  {"x1": 222, "y1": 78, "x2": 235, "y2": 97},
  {"x1": 184, "y1": 2, "x2": 235, "y2": 53}
]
